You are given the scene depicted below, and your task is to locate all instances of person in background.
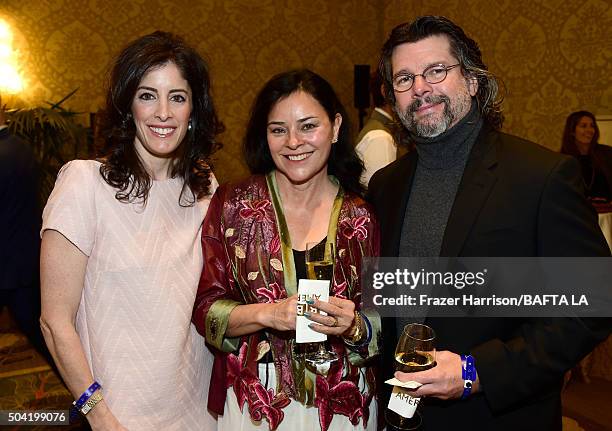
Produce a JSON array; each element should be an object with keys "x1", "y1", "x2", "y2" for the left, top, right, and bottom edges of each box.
[
  {"x1": 40, "y1": 32, "x2": 220, "y2": 430},
  {"x1": 0, "y1": 95, "x2": 47, "y2": 359},
  {"x1": 368, "y1": 15, "x2": 610, "y2": 430},
  {"x1": 561, "y1": 110, "x2": 612, "y2": 202},
  {"x1": 355, "y1": 72, "x2": 398, "y2": 187},
  {"x1": 193, "y1": 69, "x2": 380, "y2": 431}
]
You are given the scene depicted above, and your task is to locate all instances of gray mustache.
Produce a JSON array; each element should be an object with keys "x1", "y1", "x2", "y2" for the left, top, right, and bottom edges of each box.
[{"x1": 409, "y1": 95, "x2": 449, "y2": 113}]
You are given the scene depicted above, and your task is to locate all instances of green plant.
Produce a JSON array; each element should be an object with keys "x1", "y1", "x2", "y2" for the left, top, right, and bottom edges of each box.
[{"x1": 6, "y1": 89, "x2": 89, "y2": 204}]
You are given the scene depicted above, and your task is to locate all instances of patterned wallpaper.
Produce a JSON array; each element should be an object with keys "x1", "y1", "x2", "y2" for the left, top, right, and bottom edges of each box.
[
  {"x1": 0, "y1": 0, "x2": 383, "y2": 183},
  {"x1": 1, "y1": 0, "x2": 610, "y2": 183}
]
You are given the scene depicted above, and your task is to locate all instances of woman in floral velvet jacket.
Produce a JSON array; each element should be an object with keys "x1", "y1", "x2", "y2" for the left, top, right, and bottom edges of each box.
[{"x1": 193, "y1": 69, "x2": 381, "y2": 431}]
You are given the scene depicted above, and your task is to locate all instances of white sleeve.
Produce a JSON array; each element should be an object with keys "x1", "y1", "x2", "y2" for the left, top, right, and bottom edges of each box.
[
  {"x1": 41, "y1": 160, "x2": 98, "y2": 256},
  {"x1": 355, "y1": 130, "x2": 397, "y2": 187}
]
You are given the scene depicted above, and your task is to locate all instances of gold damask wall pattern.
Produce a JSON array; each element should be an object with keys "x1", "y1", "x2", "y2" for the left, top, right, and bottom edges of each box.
[
  {"x1": 0, "y1": 0, "x2": 383, "y2": 182},
  {"x1": 1, "y1": 1, "x2": 610, "y2": 182}
]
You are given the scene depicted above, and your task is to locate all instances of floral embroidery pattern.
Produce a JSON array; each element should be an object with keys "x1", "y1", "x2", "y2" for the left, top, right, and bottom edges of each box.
[
  {"x1": 235, "y1": 245, "x2": 246, "y2": 259},
  {"x1": 248, "y1": 383, "x2": 291, "y2": 430},
  {"x1": 269, "y1": 258, "x2": 283, "y2": 272},
  {"x1": 226, "y1": 344, "x2": 258, "y2": 410},
  {"x1": 340, "y1": 216, "x2": 369, "y2": 241},
  {"x1": 270, "y1": 234, "x2": 281, "y2": 253},
  {"x1": 314, "y1": 363, "x2": 365, "y2": 431},
  {"x1": 331, "y1": 280, "x2": 347, "y2": 299},
  {"x1": 256, "y1": 282, "x2": 285, "y2": 303},
  {"x1": 239, "y1": 199, "x2": 271, "y2": 222},
  {"x1": 361, "y1": 391, "x2": 374, "y2": 428},
  {"x1": 227, "y1": 343, "x2": 291, "y2": 430}
]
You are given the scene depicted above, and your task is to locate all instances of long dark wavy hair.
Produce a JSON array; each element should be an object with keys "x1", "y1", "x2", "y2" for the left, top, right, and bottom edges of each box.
[
  {"x1": 379, "y1": 15, "x2": 505, "y2": 131},
  {"x1": 98, "y1": 31, "x2": 222, "y2": 205},
  {"x1": 243, "y1": 69, "x2": 364, "y2": 196},
  {"x1": 561, "y1": 111, "x2": 600, "y2": 157}
]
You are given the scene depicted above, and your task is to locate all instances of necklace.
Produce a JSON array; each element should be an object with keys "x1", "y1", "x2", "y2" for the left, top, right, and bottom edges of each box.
[{"x1": 579, "y1": 155, "x2": 595, "y2": 192}]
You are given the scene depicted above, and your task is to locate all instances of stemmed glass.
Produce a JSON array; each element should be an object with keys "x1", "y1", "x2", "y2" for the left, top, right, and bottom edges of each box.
[
  {"x1": 304, "y1": 241, "x2": 338, "y2": 372},
  {"x1": 385, "y1": 323, "x2": 436, "y2": 430}
]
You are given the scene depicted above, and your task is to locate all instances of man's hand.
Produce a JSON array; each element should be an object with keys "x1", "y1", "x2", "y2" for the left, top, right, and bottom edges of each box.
[{"x1": 394, "y1": 350, "x2": 480, "y2": 400}]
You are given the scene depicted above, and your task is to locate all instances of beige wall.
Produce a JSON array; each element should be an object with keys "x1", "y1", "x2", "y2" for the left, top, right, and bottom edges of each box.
[{"x1": 1, "y1": 0, "x2": 610, "y2": 182}]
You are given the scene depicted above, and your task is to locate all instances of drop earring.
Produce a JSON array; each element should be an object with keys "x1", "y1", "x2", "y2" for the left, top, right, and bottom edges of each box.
[{"x1": 188, "y1": 120, "x2": 192, "y2": 131}]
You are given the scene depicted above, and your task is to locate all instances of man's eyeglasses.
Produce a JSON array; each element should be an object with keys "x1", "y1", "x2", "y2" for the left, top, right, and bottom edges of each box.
[{"x1": 392, "y1": 64, "x2": 461, "y2": 93}]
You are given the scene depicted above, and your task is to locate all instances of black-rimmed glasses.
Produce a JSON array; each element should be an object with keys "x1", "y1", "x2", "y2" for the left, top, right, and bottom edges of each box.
[{"x1": 392, "y1": 64, "x2": 461, "y2": 93}]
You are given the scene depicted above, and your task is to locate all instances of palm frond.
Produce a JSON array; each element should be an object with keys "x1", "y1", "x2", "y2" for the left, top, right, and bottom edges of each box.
[{"x1": 4, "y1": 89, "x2": 90, "y2": 205}]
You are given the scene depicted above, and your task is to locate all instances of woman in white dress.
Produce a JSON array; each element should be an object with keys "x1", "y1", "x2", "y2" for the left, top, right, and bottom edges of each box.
[{"x1": 40, "y1": 31, "x2": 220, "y2": 431}]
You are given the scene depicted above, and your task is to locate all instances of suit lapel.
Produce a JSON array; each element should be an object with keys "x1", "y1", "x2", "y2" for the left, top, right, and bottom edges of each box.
[
  {"x1": 381, "y1": 152, "x2": 417, "y2": 256},
  {"x1": 441, "y1": 128, "x2": 499, "y2": 256}
]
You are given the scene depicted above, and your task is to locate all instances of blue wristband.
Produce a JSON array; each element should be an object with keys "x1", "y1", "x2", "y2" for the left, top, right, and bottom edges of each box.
[
  {"x1": 460, "y1": 354, "x2": 476, "y2": 400},
  {"x1": 73, "y1": 381, "x2": 101, "y2": 410}
]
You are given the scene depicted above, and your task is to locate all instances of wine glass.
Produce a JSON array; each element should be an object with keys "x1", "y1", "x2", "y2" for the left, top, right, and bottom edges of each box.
[
  {"x1": 304, "y1": 241, "x2": 338, "y2": 373},
  {"x1": 385, "y1": 323, "x2": 436, "y2": 430}
]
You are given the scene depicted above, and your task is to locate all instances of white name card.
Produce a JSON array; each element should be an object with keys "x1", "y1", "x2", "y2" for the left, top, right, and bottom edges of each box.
[
  {"x1": 384, "y1": 378, "x2": 423, "y2": 389},
  {"x1": 295, "y1": 279, "x2": 329, "y2": 343},
  {"x1": 388, "y1": 386, "x2": 420, "y2": 419}
]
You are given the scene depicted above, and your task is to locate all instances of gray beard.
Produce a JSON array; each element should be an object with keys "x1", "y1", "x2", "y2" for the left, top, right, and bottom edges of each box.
[{"x1": 397, "y1": 94, "x2": 470, "y2": 138}]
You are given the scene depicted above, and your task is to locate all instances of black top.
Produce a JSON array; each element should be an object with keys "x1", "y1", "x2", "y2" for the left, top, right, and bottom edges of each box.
[
  {"x1": 292, "y1": 249, "x2": 307, "y2": 281},
  {"x1": 293, "y1": 236, "x2": 328, "y2": 281}
]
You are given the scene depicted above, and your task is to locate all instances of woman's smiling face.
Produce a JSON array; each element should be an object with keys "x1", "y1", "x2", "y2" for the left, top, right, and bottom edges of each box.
[
  {"x1": 131, "y1": 61, "x2": 192, "y2": 167},
  {"x1": 266, "y1": 90, "x2": 341, "y2": 185}
]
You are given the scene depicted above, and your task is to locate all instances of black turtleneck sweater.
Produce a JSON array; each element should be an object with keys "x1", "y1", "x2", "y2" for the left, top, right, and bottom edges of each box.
[{"x1": 399, "y1": 102, "x2": 483, "y2": 257}]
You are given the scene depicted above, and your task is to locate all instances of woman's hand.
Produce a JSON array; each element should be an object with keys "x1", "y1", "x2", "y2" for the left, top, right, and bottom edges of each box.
[
  {"x1": 269, "y1": 294, "x2": 299, "y2": 331},
  {"x1": 305, "y1": 297, "x2": 355, "y2": 336},
  {"x1": 226, "y1": 295, "x2": 299, "y2": 336},
  {"x1": 87, "y1": 401, "x2": 129, "y2": 431}
]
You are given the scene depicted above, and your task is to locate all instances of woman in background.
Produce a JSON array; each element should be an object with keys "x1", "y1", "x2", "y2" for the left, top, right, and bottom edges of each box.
[
  {"x1": 193, "y1": 69, "x2": 380, "y2": 431},
  {"x1": 561, "y1": 111, "x2": 612, "y2": 201},
  {"x1": 40, "y1": 31, "x2": 220, "y2": 430}
]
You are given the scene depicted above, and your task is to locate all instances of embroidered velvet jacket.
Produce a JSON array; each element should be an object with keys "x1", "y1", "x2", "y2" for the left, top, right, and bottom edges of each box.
[{"x1": 193, "y1": 173, "x2": 381, "y2": 431}]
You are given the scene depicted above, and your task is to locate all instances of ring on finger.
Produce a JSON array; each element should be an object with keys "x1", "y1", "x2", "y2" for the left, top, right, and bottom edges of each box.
[{"x1": 330, "y1": 316, "x2": 339, "y2": 327}]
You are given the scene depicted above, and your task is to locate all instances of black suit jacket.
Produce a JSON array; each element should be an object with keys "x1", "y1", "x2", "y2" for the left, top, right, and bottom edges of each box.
[
  {"x1": 592, "y1": 143, "x2": 612, "y2": 199},
  {"x1": 0, "y1": 127, "x2": 40, "y2": 290},
  {"x1": 368, "y1": 127, "x2": 610, "y2": 430}
]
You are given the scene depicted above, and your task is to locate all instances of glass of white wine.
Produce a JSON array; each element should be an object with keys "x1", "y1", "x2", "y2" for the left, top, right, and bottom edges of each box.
[
  {"x1": 385, "y1": 323, "x2": 436, "y2": 430},
  {"x1": 304, "y1": 241, "x2": 338, "y2": 372}
]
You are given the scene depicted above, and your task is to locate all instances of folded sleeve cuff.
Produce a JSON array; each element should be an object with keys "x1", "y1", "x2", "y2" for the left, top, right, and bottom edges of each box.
[{"x1": 206, "y1": 299, "x2": 242, "y2": 352}]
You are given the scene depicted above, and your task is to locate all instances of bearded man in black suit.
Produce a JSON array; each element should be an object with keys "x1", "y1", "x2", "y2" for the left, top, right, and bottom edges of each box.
[{"x1": 368, "y1": 16, "x2": 610, "y2": 430}]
